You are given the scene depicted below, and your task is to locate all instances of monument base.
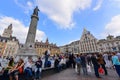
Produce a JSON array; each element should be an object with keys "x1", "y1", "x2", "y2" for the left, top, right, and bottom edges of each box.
[{"x1": 16, "y1": 45, "x2": 38, "y2": 61}]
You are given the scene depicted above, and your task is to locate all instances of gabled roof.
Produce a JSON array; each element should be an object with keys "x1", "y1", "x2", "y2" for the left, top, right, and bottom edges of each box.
[{"x1": 80, "y1": 28, "x2": 97, "y2": 41}]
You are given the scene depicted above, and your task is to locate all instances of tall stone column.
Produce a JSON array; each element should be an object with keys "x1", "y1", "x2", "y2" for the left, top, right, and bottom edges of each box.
[
  {"x1": 17, "y1": 6, "x2": 40, "y2": 60},
  {"x1": 25, "y1": 6, "x2": 39, "y2": 48}
]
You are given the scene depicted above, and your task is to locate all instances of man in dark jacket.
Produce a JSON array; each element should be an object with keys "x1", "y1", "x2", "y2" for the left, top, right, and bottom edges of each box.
[
  {"x1": 35, "y1": 57, "x2": 42, "y2": 80},
  {"x1": 80, "y1": 54, "x2": 88, "y2": 75},
  {"x1": 54, "y1": 57, "x2": 61, "y2": 72},
  {"x1": 91, "y1": 53, "x2": 101, "y2": 78}
]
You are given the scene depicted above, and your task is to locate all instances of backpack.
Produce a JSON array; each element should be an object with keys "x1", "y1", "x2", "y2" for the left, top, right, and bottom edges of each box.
[
  {"x1": 47, "y1": 61, "x2": 51, "y2": 67},
  {"x1": 76, "y1": 58, "x2": 81, "y2": 64}
]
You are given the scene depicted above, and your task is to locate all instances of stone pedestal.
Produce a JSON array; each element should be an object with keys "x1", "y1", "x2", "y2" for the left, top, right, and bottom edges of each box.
[{"x1": 17, "y1": 45, "x2": 38, "y2": 61}]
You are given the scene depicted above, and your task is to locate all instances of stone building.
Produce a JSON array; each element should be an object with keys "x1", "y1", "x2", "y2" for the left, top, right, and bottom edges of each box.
[
  {"x1": 71, "y1": 40, "x2": 80, "y2": 54},
  {"x1": 35, "y1": 38, "x2": 60, "y2": 56},
  {"x1": 97, "y1": 35, "x2": 120, "y2": 52},
  {"x1": 79, "y1": 28, "x2": 98, "y2": 53},
  {"x1": 0, "y1": 24, "x2": 19, "y2": 57},
  {"x1": 3, "y1": 37, "x2": 19, "y2": 57},
  {"x1": 60, "y1": 45, "x2": 69, "y2": 54},
  {"x1": 60, "y1": 28, "x2": 120, "y2": 54},
  {"x1": 60, "y1": 40, "x2": 80, "y2": 54},
  {"x1": 60, "y1": 28, "x2": 99, "y2": 54},
  {"x1": 0, "y1": 36, "x2": 8, "y2": 56}
]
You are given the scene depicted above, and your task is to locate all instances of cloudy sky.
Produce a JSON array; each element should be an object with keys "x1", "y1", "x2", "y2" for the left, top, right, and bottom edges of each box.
[{"x1": 0, "y1": 0, "x2": 120, "y2": 46}]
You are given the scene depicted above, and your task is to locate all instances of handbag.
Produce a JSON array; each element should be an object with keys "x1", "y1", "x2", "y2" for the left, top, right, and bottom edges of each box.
[
  {"x1": 98, "y1": 66, "x2": 104, "y2": 74},
  {"x1": 75, "y1": 64, "x2": 78, "y2": 73},
  {"x1": 87, "y1": 65, "x2": 92, "y2": 72}
]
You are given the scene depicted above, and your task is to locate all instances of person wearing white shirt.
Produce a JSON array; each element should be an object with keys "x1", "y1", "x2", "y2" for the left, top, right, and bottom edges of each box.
[
  {"x1": 24, "y1": 57, "x2": 33, "y2": 80},
  {"x1": 59, "y1": 57, "x2": 66, "y2": 69},
  {"x1": 103, "y1": 53, "x2": 109, "y2": 68}
]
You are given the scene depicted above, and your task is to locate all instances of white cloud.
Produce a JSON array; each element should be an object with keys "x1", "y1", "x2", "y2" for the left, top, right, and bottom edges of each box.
[
  {"x1": 14, "y1": 0, "x2": 92, "y2": 29},
  {"x1": 68, "y1": 39, "x2": 79, "y2": 44},
  {"x1": 35, "y1": 0, "x2": 92, "y2": 29},
  {"x1": 14, "y1": 0, "x2": 34, "y2": 14},
  {"x1": 104, "y1": 15, "x2": 120, "y2": 36},
  {"x1": 0, "y1": 16, "x2": 46, "y2": 43},
  {"x1": 93, "y1": 0, "x2": 103, "y2": 11}
]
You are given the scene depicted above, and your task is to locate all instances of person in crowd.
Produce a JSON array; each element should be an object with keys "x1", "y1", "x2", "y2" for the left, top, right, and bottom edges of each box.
[
  {"x1": 97, "y1": 54, "x2": 108, "y2": 75},
  {"x1": 103, "y1": 53, "x2": 109, "y2": 68},
  {"x1": 0, "y1": 63, "x2": 4, "y2": 79},
  {"x1": 112, "y1": 52, "x2": 120, "y2": 77},
  {"x1": 80, "y1": 54, "x2": 88, "y2": 75},
  {"x1": 116, "y1": 51, "x2": 120, "y2": 60},
  {"x1": 65, "y1": 56, "x2": 70, "y2": 68},
  {"x1": 6, "y1": 57, "x2": 15, "y2": 70},
  {"x1": 1, "y1": 57, "x2": 14, "y2": 80},
  {"x1": 44, "y1": 50, "x2": 49, "y2": 68},
  {"x1": 91, "y1": 53, "x2": 101, "y2": 78},
  {"x1": 75, "y1": 54, "x2": 81, "y2": 75},
  {"x1": 59, "y1": 57, "x2": 66, "y2": 69},
  {"x1": 34, "y1": 57, "x2": 42, "y2": 80},
  {"x1": 9, "y1": 58, "x2": 24, "y2": 80},
  {"x1": 69, "y1": 53, "x2": 75, "y2": 68},
  {"x1": 24, "y1": 57, "x2": 33, "y2": 80},
  {"x1": 2, "y1": 57, "x2": 15, "y2": 80},
  {"x1": 54, "y1": 57, "x2": 61, "y2": 72},
  {"x1": 107, "y1": 53, "x2": 113, "y2": 69},
  {"x1": 86, "y1": 54, "x2": 92, "y2": 66}
]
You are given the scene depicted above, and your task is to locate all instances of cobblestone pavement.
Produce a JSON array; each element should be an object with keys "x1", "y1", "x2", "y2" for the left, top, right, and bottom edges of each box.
[{"x1": 42, "y1": 68, "x2": 120, "y2": 80}]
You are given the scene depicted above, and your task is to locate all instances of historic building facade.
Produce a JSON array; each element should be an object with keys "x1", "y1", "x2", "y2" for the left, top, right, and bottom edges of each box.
[
  {"x1": 3, "y1": 37, "x2": 19, "y2": 57},
  {"x1": 60, "y1": 28, "x2": 99, "y2": 54},
  {"x1": 79, "y1": 28, "x2": 98, "y2": 53},
  {"x1": 70, "y1": 40, "x2": 80, "y2": 54},
  {"x1": 60, "y1": 45, "x2": 69, "y2": 54},
  {"x1": 60, "y1": 40, "x2": 80, "y2": 54},
  {"x1": 0, "y1": 24, "x2": 19, "y2": 57},
  {"x1": 60, "y1": 28, "x2": 120, "y2": 54},
  {"x1": 35, "y1": 38, "x2": 60, "y2": 56},
  {"x1": 0, "y1": 36, "x2": 8, "y2": 56},
  {"x1": 97, "y1": 35, "x2": 120, "y2": 52}
]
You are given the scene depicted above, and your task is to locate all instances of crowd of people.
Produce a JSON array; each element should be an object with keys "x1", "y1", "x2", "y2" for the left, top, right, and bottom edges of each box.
[
  {"x1": 0, "y1": 56, "x2": 42, "y2": 80},
  {"x1": 0, "y1": 51, "x2": 120, "y2": 80}
]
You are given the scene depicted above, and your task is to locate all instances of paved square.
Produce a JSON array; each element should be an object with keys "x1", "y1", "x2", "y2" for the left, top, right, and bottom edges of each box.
[{"x1": 42, "y1": 68, "x2": 119, "y2": 80}]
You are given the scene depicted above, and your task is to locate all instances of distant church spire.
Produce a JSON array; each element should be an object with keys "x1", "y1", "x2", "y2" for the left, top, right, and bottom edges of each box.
[{"x1": 46, "y1": 38, "x2": 49, "y2": 44}]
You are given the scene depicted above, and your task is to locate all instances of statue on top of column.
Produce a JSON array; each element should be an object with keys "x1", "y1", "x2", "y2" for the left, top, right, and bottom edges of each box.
[{"x1": 33, "y1": 6, "x2": 39, "y2": 16}]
